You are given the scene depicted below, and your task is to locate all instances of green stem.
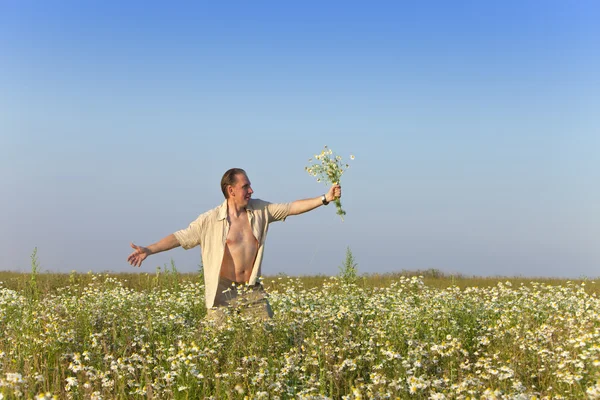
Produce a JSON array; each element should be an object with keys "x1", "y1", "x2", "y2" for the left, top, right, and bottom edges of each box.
[{"x1": 334, "y1": 198, "x2": 346, "y2": 221}]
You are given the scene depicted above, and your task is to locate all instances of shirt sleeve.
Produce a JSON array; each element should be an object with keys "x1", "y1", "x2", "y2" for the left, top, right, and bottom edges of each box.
[
  {"x1": 267, "y1": 202, "x2": 291, "y2": 223},
  {"x1": 173, "y1": 213, "x2": 207, "y2": 250}
]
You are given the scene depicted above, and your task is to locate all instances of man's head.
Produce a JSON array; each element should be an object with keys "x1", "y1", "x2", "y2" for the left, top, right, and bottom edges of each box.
[{"x1": 221, "y1": 168, "x2": 253, "y2": 205}]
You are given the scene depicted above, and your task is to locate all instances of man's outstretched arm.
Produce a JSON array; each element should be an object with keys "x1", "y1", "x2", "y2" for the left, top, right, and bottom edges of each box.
[
  {"x1": 288, "y1": 184, "x2": 341, "y2": 216},
  {"x1": 127, "y1": 234, "x2": 180, "y2": 267}
]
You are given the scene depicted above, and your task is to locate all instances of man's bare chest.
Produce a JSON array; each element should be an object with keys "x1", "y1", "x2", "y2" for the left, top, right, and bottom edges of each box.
[{"x1": 226, "y1": 216, "x2": 258, "y2": 246}]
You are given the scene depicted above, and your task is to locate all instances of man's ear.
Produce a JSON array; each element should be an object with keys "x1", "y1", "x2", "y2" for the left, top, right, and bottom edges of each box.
[{"x1": 228, "y1": 185, "x2": 235, "y2": 197}]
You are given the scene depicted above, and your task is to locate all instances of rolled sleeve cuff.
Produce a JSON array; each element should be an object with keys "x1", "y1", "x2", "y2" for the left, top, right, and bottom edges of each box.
[{"x1": 173, "y1": 230, "x2": 194, "y2": 250}]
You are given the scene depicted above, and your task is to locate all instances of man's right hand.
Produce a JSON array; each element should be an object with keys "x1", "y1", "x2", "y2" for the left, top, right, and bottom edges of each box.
[{"x1": 127, "y1": 243, "x2": 151, "y2": 267}]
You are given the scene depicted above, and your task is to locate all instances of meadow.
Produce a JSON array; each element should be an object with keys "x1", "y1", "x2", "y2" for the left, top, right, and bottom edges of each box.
[{"x1": 1, "y1": 264, "x2": 600, "y2": 399}]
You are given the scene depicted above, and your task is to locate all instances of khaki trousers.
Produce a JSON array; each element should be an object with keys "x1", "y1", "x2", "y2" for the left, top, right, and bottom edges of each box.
[{"x1": 206, "y1": 276, "x2": 273, "y2": 327}]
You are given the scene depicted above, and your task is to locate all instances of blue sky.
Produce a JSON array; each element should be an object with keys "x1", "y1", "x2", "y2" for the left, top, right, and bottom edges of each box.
[{"x1": 1, "y1": 1, "x2": 599, "y2": 277}]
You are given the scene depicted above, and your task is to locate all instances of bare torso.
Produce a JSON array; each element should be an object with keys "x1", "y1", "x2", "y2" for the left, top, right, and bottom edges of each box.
[{"x1": 219, "y1": 210, "x2": 258, "y2": 283}]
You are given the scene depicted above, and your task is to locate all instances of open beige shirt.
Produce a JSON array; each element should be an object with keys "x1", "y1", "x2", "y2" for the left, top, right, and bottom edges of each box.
[{"x1": 173, "y1": 198, "x2": 291, "y2": 309}]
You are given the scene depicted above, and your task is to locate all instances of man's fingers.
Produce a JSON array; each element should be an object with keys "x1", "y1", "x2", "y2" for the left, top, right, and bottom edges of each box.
[
  {"x1": 127, "y1": 245, "x2": 144, "y2": 267},
  {"x1": 128, "y1": 243, "x2": 147, "y2": 266},
  {"x1": 331, "y1": 184, "x2": 341, "y2": 199},
  {"x1": 127, "y1": 250, "x2": 139, "y2": 262}
]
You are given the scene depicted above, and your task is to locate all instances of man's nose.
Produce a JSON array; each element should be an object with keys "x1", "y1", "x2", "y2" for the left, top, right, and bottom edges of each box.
[{"x1": 248, "y1": 187, "x2": 254, "y2": 194}]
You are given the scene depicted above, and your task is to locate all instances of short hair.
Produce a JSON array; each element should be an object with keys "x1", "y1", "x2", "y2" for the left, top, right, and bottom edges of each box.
[{"x1": 221, "y1": 168, "x2": 247, "y2": 198}]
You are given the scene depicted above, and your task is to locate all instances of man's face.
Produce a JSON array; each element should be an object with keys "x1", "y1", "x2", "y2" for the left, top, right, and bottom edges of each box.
[{"x1": 229, "y1": 173, "x2": 253, "y2": 206}]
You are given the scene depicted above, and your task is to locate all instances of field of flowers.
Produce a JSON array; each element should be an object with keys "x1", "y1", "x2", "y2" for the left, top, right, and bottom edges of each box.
[{"x1": 2, "y1": 272, "x2": 600, "y2": 399}]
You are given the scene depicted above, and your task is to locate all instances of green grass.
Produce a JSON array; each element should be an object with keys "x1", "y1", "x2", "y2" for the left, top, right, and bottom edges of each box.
[
  {"x1": 2, "y1": 268, "x2": 600, "y2": 399},
  {"x1": 1, "y1": 268, "x2": 598, "y2": 294}
]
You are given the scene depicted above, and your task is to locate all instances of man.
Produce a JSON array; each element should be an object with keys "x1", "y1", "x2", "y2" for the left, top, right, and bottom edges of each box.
[{"x1": 127, "y1": 168, "x2": 341, "y2": 324}]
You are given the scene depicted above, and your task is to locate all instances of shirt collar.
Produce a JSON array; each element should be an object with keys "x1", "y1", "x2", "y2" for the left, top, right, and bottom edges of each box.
[
  {"x1": 217, "y1": 199, "x2": 254, "y2": 221},
  {"x1": 217, "y1": 199, "x2": 228, "y2": 221}
]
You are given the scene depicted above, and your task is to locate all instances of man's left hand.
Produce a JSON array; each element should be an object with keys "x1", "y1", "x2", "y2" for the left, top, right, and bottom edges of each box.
[{"x1": 326, "y1": 184, "x2": 342, "y2": 203}]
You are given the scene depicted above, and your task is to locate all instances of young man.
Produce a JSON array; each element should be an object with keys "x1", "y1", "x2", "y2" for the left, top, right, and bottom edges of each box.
[{"x1": 127, "y1": 168, "x2": 341, "y2": 324}]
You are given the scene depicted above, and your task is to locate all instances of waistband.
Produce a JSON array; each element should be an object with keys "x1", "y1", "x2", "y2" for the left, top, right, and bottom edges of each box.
[{"x1": 218, "y1": 276, "x2": 262, "y2": 289}]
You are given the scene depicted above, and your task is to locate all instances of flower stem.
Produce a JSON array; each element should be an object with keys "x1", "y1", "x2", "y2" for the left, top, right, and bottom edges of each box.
[{"x1": 334, "y1": 198, "x2": 346, "y2": 222}]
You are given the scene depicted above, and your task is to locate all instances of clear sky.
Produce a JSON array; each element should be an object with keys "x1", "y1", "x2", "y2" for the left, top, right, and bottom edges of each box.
[{"x1": 1, "y1": 1, "x2": 599, "y2": 278}]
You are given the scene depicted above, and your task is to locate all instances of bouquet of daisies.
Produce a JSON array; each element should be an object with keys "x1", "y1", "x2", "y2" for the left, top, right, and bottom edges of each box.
[{"x1": 305, "y1": 145, "x2": 354, "y2": 221}]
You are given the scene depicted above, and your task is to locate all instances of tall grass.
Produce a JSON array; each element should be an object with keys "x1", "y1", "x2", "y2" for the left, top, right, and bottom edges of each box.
[
  {"x1": 2, "y1": 266, "x2": 600, "y2": 398},
  {"x1": 1, "y1": 268, "x2": 598, "y2": 295}
]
